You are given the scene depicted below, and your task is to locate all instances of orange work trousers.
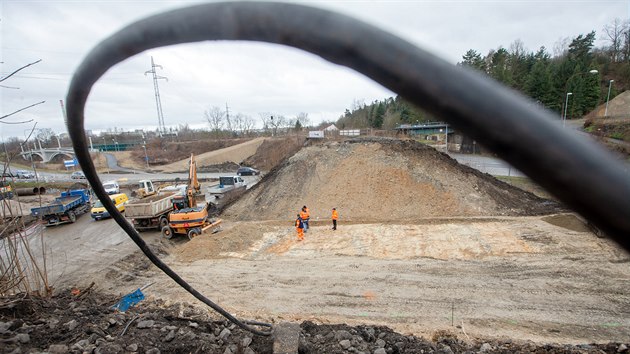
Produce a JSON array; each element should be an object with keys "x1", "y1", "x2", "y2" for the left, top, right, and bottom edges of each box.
[{"x1": 297, "y1": 227, "x2": 304, "y2": 240}]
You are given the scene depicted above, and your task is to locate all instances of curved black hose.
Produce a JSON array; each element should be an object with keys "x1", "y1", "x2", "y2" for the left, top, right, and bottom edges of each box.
[{"x1": 66, "y1": 1, "x2": 630, "y2": 333}]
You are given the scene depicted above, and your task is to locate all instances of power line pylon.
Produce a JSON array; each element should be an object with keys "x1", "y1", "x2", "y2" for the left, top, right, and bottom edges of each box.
[{"x1": 145, "y1": 56, "x2": 168, "y2": 136}]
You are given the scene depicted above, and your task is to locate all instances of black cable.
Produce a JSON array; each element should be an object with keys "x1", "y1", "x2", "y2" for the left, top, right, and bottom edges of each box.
[{"x1": 66, "y1": 1, "x2": 630, "y2": 333}]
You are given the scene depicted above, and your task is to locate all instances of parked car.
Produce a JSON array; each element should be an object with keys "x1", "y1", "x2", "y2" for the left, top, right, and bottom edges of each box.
[
  {"x1": 71, "y1": 171, "x2": 86, "y2": 179},
  {"x1": 236, "y1": 167, "x2": 260, "y2": 176},
  {"x1": 102, "y1": 180, "x2": 120, "y2": 195},
  {"x1": 15, "y1": 170, "x2": 36, "y2": 179}
]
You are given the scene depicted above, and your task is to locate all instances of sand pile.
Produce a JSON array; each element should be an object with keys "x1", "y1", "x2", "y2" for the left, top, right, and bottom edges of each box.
[{"x1": 224, "y1": 137, "x2": 561, "y2": 222}]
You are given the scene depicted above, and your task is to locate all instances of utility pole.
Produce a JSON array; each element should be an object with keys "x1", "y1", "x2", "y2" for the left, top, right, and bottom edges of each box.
[{"x1": 145, "y1": 57, "x2": 168, "y2": 136}]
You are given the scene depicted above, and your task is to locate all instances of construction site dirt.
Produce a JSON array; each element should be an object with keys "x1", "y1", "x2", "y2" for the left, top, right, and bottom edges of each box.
[{"x1": 5, "y1": 137, "x2": 630, "y2": 353}]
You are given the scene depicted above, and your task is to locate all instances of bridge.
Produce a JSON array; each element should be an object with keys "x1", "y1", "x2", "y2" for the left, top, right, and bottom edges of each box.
[
  {"x1": 20, "y1": 147, "x2": 75, "y2": 163},
  {"x1": 395, "y1": 121, "x2": 453, "y2": 136}
]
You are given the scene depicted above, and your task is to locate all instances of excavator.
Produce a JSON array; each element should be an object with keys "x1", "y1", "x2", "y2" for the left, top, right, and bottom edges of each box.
[{"x1": 161, "y1": 154, "x2": 221, "y2": 240}]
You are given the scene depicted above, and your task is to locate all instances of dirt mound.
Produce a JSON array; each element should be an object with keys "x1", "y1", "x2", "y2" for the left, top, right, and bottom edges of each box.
[
  {"x1": 586, "y1": 90, "x2": 630, "y2": 118},
  {"x1": 224, "y1": 137, "x2": 561, "y2": 221}
]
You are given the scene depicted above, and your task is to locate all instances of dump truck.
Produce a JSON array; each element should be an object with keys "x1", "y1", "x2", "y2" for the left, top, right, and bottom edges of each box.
[
  {"x1": 206, "y1": 176, "x2": 246, "y2": 210},
  {"x1": 30, "y1": 189, "x2": 92, "y2": 226},
  {"x1": 125, "y1": 192, "x2": 177, "y2": 231}
]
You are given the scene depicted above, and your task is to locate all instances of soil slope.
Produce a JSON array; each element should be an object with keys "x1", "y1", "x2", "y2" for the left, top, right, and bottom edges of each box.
[
  {"x1": 224, "y1": 137, "x2": 561, "y2": 222},
  {"x1": 155, "y1": 138, "x2": 266, "y2": 173}
]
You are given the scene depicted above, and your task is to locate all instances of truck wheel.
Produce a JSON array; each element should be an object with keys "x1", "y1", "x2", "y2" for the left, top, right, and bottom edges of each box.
[
  {"x1": 159, "y1": 217, "x2": 169, "y2": 229},
  {"x1": 161, "y1": 226, "x2": 174, "y2": 240},
  {"x1": 68, "y1": 211, "x2": 76, "y2": 223},
  {"x1": 187, "y1": 228, "x2": 201, "y2": 240}
]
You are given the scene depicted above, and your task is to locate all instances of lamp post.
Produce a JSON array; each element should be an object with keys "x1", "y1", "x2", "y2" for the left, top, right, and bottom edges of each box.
[
  {"x1": 563, "y1": 92, "x2": 573, "y2": 127},
  {"x1": 143, "y1": 142, "x2": 149, "y2": 168},
  {"x1": 605, "y1": 79, "x2": 614, "y2": 117}
]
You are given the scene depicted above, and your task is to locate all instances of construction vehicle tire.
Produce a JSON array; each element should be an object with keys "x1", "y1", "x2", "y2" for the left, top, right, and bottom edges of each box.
[
  {"x1": 161, "y1": 225, "x2": 174, "y2": 239},
  {"x1": 68, "y1": 211, "x2": 76, "y2": 223},
  {"x1": 159, "y1": 217, "x2": 169, "y2": 229},
  {"x1": 187, "y1": 227, "x2": 201, "y2": 240}
]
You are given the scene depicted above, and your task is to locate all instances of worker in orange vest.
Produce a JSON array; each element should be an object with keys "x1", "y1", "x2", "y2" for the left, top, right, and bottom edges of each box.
[
  {"x1": 332, "y1": 208, "x2": 338, "y2": 230},
  {"x1": 295, "y1": 214, "x2": 305, "y2": 241},
  {"x1": 300, "y1": 206, "x2": 310, "y2": 232}
]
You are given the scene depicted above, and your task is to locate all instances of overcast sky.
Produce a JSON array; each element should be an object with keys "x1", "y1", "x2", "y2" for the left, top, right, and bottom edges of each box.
[{"x1": 1, "y1": 0, "x2": 628, "y2": 140}]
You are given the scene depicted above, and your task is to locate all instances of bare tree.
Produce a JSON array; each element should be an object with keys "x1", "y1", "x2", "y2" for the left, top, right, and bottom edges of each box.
[
  {"x1": 603, "y1": 18, "x2": 627, "y2": 62},
  {"x1": 1, "y1": 59, "x2": 43, "y2": 124},
  {"x1": 269, "y1": 114, "x2": 286, "y2": 136},
  {"x1": 295, "y1": 112, "x2": 311, "y2": 128},
  {"x1": 36, "y1": 128, "x2": 55, "y2": 146},
  {"x1": 552, "y1": 37, "x2": 571, "y2": 58},
  {"x1": 204, "y1": 106, "x2": 225, "y2": 134},
  {"x1": 242, "y1": 114, "x2": 256, "y2": 135},
  {"x1": 259, "y1": 112, "x2": 272, "y2": 132}
]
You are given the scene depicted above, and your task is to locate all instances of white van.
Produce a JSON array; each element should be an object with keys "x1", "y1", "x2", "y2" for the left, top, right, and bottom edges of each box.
[{"x1": 103, "y1": 180, "x2": 120, "y2": 195}]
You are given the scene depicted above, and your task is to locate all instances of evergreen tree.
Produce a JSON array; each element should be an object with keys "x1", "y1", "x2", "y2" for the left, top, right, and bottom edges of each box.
[{"x1": 460, "y1": 49, "x2": 486, "y2": 71}]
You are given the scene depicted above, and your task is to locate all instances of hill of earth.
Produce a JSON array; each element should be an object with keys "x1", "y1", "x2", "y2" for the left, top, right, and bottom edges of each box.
[{"x1": 224, "y1": 137, "x2": 561, "y2": 222}]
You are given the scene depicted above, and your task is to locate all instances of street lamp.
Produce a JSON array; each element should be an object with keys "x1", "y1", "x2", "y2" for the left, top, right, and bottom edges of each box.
[
  {"x1": 605, "y1": 79, "x2": 614, "y2": 117},
  {"x1": 563, "y1": 92, "x2": 573, "y2": 127},
  {"x1": 142, "y1": 142, "x2": 149, "y2": 168}
]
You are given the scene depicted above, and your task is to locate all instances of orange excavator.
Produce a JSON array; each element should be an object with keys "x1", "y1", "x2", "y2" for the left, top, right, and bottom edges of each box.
[{"x1": 161, "y1": 154, "x2": 221, "y2": 240}]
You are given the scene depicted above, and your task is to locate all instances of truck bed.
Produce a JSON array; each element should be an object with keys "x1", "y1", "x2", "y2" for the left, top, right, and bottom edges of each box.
[
  {"x1": 125, "y1": 192, "x2": 175, "y2": 218},
  {"x1": 31, "y1": 196, "x2": 82, "y2": 216}
]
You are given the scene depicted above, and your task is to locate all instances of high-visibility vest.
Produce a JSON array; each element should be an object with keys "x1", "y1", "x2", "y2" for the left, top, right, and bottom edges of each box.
[{"x1": 332, "y1": 210, "x2": 338, "y2": 220}]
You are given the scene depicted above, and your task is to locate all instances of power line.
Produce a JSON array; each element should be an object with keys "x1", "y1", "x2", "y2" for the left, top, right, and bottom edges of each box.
[{"x1": 144, "y1": 56, "x2": 168, "y2": 136}]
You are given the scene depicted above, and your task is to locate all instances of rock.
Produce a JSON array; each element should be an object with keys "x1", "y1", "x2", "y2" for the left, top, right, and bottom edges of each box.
[
  {"x1": 8, "y1": 320, "x2": 22, "y2": 331},
  {"x1": 47, "y1": 344, "x2": 69, "y2": 353},
  {"x1": 136, "y1": 320, "x2": 155, "y2": 329},
  {"x1": 164, "y1": 325, "x2": 178, "y2": 331},
  {"x1": 94, "y1": 343, "x2": 123, "y2": 354},
  {"x1": 244, "y1": 348, "x2": 256, "y2": 354},
  {"x1": 479, "y1": 343, "x2": 493, "y2": 352},
  {"x1": 437, "y1": 343, "x2": 454, "y2": 354},
  {"x1": 127, "y1": 343, "x2": 138, "y2": 352},
  {"x1": 108, "y1": 318, "x2": 117, "y2": 326},
  {"x1": 340, "y1": 340, "x2": 352, "y2": 349},
  {"x1": 374, "y1": 349, "x2": 387, "y2": 354},
  {"x1": 188, "y1": 321, "x2": 199, "y2": 328},
  {"x1": 619, "y1": 344, "x2": 628, "y2": 353},
  {"x1": 378, "y1": 332, "x2": 386, "y2": 339},
  {"x1": 16, "y1": 333, "x2": 30, "y2": 344},
  {"x1": 335, "y1": 330, "x2": 353, "y2": 341},
  {"x1": 145, "y1": 349, "x2": 160, "y2": 354},
  {"x1": 376, "y1": 339, "x2": 386, "y2": 348},
  {"x1": 219, "y1": 328, "x2": 231, "y2": 340},
  {"x1": 0, "y1": 321, "x2": 12, "y2": 334},
  {"x1": 48, "y1": 318, "x2": 60, "y2": 330},
  {"x1": 64, "y1": 319, "x2": 78, "y2": 331},
  {"x1": 242, "y1": 337, "x2": 252, "y2": 347},
  {"x1": 223, "y1": 347, "x2": 233, "y2": 354},
  {"x1": 164, "y1": 330, "x2": 176, "y2": 342}
]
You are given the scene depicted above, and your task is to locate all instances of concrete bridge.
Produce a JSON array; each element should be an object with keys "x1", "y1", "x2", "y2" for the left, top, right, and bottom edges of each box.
[{"x1": 21, "y1": 147, "x2": 75, "y2": 163}]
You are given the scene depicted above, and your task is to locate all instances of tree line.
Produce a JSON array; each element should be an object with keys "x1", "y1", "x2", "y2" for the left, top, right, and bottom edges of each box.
[{"x1": 337, "y1": 18, "x2": 630, "y2": 129}]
